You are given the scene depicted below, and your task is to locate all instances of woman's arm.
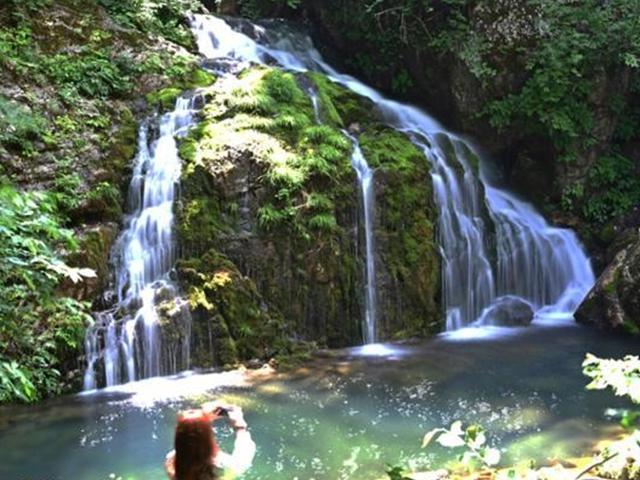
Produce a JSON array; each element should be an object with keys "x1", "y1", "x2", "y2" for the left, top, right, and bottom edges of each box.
[{"x1": 215, "y1": 406, "x2": 256, "y2": 475}]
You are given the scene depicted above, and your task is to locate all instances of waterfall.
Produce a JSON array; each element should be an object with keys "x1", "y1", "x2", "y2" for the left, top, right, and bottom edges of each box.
[
  {"x1": 346, "y1": 133, "x2": 378, "y2": 343},
  {"x1": 191, "y1": 15, "x2": 382, "y2": 343},
  {"x1": 83, "y1": 97, "x2": 197, "y2": 389},
  {"x1": 190, "y1": 14, "x2": 595, "y2": 332}
]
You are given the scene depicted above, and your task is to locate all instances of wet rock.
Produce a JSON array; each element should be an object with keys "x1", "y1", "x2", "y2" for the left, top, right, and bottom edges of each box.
[
  {"x1": 479, "y1": 296, "x2": 534, "y2": 327},
  {"x1": 60, "y1": 223, "x2": 119, "y2": 303},
  {"x1": 245, "y1": 358, "x2": 263, "y2": 369},
  {"x1": 576, "y1": 231, "x2": 640, "y2": 334}
]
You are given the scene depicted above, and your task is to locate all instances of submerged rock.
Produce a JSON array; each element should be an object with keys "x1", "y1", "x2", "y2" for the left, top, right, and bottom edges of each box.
[
  {"x1": 575, "y1": 231, "x2": 640, "y2": 334},
  {"x1": 479, "y1": 296, "x2": 534, "y2": 327}
]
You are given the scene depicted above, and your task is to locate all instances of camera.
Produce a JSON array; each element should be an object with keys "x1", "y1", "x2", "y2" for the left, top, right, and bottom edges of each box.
[{"x1": 214, "y1": 407, "x2": 229, "y2": 417}]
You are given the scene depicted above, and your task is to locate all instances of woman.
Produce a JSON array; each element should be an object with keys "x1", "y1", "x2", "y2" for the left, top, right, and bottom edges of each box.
[{"x1": 165, "y1": 402, "x2": 256, "y2": 480}]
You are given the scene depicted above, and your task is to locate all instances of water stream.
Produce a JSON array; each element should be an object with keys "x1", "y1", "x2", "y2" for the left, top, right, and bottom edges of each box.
[
  {"x1": 345, "y1": 133, "x2": 378, "y2": 344},
  {"x1": 83, "y1": 96, "x2": 198, "y2": 389}
]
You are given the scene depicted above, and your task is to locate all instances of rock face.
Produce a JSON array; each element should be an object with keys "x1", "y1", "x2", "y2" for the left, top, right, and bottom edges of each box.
[
  {"x1": 575, "y1": 231, "x2": 640, "y2": 334},
  {"x1": 479, "y1": 296, "x2": 534, "y2": 327},
  {"x1": 176, "y1": 64, "x2": 441, "y2": 366}
]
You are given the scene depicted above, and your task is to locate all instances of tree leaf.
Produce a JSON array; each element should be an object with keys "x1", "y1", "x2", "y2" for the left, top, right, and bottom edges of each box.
[
  {"x1": 437, "y1": 431, "x2": 466, "y2": 448},
  {"x1": 422, "y1": 428, "x2": 445, "y2": 448},
  {"x1": 484, "y1": 448, "x2": 501, "y2": 466}
]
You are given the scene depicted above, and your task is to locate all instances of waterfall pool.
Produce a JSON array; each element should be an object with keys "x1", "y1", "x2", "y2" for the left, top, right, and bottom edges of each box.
[{"x1": 1, "y1": 324, "x2": 636, "y2": 480}]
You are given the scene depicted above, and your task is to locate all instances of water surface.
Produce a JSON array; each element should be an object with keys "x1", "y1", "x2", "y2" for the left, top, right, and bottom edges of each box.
[{"x1": 1, "y1": 324, "x2": 637, "y2": 480}]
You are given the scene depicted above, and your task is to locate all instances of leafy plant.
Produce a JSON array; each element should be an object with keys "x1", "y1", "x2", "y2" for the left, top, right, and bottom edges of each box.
[
  {"x1": 0, "y1": 95, "x2": 48, "y2": 154},
  {"x1": 0, "y1": 183, "x2": 94, "y2": 403},
  {"x1": 584, "y1": 354, "x2": 640, "y2": 430},
  {"x1": 98, "y1": 0, "x2": 201, "y2": 48},
  {"x1": 43, "y1": 48, "x2": 131, "y2": 99},
  {"x1": 422, "y1": 421, "x2": 501, "y2": 468},
  {"x1": 583, "y1": 354, "x2": 640, "y2": 404}
]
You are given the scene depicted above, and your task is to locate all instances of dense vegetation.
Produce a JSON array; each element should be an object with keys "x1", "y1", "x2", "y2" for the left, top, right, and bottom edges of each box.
[
  {"x1": 286, "y1": 0, "x2": 640, "y2": 250},
  {"x1": 1, "y1": 0, "x2": 639, "y2": 403},
  {"x1": 0, "y1": 0, "x2": 207, "y2": 403},
  {"x1": 0, "y1": 185, "x2": 93, "y2": 402}
]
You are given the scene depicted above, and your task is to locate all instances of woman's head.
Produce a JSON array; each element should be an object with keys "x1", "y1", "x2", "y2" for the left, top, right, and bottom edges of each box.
[{"x1": 174, "y1": 409, "x2": 219, "y2": 480}]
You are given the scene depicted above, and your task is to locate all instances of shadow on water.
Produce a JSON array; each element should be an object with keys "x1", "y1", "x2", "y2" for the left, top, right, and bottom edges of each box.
[{"x1": 0, "y1": 324, "x2": 638, "y2": 480}]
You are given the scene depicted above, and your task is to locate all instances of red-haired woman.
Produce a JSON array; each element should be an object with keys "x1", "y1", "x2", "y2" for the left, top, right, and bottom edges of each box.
[{"x1": 165, "y1": 402, "x2": 256, "y2": 480}]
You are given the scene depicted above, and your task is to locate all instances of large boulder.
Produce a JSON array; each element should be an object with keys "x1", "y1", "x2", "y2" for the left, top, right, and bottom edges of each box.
[
  {"x1": 575, "y1": 231, "x2": 640, "y2": 334},
  {"x1": 176, "y1": 64, "x2": 442, "y2": 360},
  {"x1": 478, "y1": 296, "x2": 534, "y2": 327}
]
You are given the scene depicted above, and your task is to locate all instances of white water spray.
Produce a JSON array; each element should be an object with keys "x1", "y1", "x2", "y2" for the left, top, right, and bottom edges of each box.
[{"x1": 84, "y1": 97, "x2": 197, "y2": 389}]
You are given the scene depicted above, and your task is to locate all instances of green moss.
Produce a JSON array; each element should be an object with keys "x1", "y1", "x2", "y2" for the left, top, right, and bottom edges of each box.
[
  {"x1": 307, "y1": 72, "x2": 374, "y2": 127},
  {"x1": 67, "y1": 225, "x2": 117, "y2": 287},
  {"x1": 622, "y1": 319, "x2": 640, "y2": 336},
  {"x1": 83, "y1": 182, "x2": 122, "y2": 222},
  {"x1": 102, "y1": 106, "x2": 137, "y2": 182},
  {"x1": 183, "y1": 68, "x2": 216, "y2": 89},
  {"x1": 180, "y1": 66, "x2": 353, "y2": 238},
  {"x1": 146, "y1": 87, "x2": 183, "y2": 110},
  {"x1": 360, "y1": 126, "x2": 442, "y2": 337},
  {"x1": 178, "y1": 249, "x2": 287, "y2": 365}
]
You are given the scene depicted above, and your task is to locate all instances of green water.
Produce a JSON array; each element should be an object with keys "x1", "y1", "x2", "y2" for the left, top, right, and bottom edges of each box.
[{"x1": 0, "y1": 324, "x2": 637, "y2": 480}]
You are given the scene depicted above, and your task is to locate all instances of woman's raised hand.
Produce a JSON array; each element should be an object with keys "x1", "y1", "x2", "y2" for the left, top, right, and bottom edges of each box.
[
  {"x1": 226, "y1": 405, "x2": 248, "y2": 430},
  {"x1": 201, "y1": 400, "x2": 229, "y2": 420}
]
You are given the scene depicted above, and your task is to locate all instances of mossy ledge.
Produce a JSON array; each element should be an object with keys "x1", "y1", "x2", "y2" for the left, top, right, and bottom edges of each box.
[{"x1": 176, "y1": 64, "x2": 442, "y2": 368}]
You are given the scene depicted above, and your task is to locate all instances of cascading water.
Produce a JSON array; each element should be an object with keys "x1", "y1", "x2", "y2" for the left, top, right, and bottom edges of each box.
[
  {"x1": 189, "y1": 15, "x2": 595, "y2": 332},
  {"x1": 84, "y1": 97, "x2": 197, "y2": 389},
  {"x1": 346, "y1": 133, "x2": 378, "y2": 343},
  {"x1": 308, "y1": 74, "x2": 378, "y2": 342}
]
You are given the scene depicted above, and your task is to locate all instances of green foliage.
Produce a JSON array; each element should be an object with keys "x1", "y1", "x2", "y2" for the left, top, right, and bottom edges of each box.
[
  {"x1": 561, "y1": 154, "x2": 640, "y2": 225},
  {"x1": 422, "y1": 421, "x2": 501, "y2": 469},
  {"x1": 98, "y1": 0, "x2": 201, "y2": 49},
  {"x1": 584, "y1": 353, "x2": 640, "y2": 430},
  {"x1": 583, "y1": 154, "x2": 640, "y2": 224},
  {"x1": 0, "y1": 95, "x2": 48, "y2": 154},
  {"x1": 44, "y1": 48, "x2": 132, "y2": 99},
  {"x1": 0, "y1": 184, "x2": 94, "y2": 403}
]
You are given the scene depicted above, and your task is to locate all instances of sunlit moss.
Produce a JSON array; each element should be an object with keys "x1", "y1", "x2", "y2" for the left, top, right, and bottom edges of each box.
[
  {"x1": 307, "y1": 72, "x2": 374, "y2": 127},
  {"x1": 146, "y1": 86, "x2": 182, "y2": 110},
  {"x1": 180, "y1": 65, "x2": 352, "y2": 236}
]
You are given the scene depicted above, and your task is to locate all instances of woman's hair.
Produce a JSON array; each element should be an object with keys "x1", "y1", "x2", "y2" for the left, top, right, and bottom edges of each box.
[{"x1": 174, "y1": 409, "x2": 219, "y2": 480}]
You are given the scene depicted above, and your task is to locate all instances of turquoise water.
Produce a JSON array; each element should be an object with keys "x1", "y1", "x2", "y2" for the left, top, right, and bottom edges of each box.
[{"x1": 0, "y1": 324, "x2": 637, "y2": 480}]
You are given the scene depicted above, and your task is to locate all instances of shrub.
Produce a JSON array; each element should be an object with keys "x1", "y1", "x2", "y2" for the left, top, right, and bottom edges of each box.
[{"x1": 0, "y1": 183, "x2": 94, "y2": 403}]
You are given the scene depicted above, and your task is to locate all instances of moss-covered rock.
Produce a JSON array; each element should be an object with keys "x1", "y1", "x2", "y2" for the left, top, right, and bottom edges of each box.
[
  {"x1": 178, "y1": 65, "x2": 362, "y2": 352},
  {"x1": 146, "y1": 67, "x2": 215, "y2": 111},
  {"x1": 576, "y1": 231, "x2": 640, "y2": 334},
  {"x1": 59, "y1": 223, "x2": 118, "y2": 302},
  {"x1": 177, "y1": 250, "x2": 287, "y2": 367},
  {"x1": 176, "y1": 63, "x2": 442, "y2": 357},
  {"x1": 359, "y1": 127, "x2": 441, "y2": 337}
]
